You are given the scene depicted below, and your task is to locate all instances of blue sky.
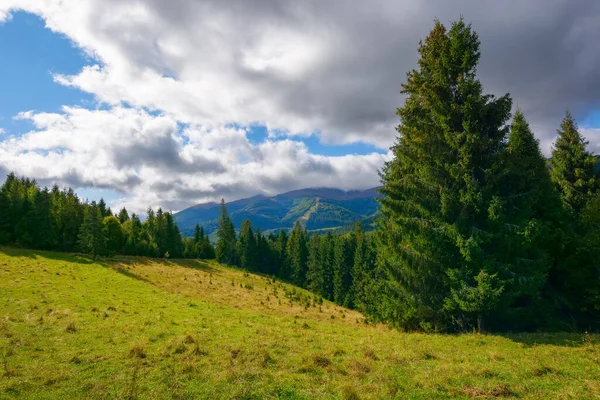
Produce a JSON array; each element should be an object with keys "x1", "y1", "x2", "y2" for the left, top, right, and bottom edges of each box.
[{"x1": 1, "y1": 2, "x2": 599, "y2": 213}]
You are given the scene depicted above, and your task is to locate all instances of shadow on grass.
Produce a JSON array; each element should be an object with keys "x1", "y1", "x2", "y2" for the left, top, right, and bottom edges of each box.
[
  {"x1": 0, "y1": 246, "x2": 94, "y2": 264},
  {"x1": 109, "y1": 256, "x2": 221, "y2": 274},
  {"x1": 499, "y1": 331, "x2": 595, "y2": 348}
]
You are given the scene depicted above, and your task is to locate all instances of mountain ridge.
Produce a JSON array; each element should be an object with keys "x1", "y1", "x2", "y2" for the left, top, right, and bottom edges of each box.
[{"x1": 175, "y1": 187, "x2": 381, "y2": 236}]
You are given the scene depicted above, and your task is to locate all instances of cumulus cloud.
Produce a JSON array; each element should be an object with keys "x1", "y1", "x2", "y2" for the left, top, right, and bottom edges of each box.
[
  {"x1": 0, "y1": 107, "x2": 389, "y2": 213},
  {"x1": 1, "y1": 0, "x2": 600, "y2": 211}
]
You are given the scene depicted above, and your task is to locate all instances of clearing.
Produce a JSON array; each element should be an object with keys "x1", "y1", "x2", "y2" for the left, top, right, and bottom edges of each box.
[{"x1": 0, "y1": 247, "x2": 598, "y2": 399}]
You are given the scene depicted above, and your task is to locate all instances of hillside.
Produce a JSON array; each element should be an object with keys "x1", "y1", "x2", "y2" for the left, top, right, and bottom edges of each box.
[
  {"x1": 174, "y1": 187, "x2": 380, "y2": 237},
  {"x1": 1, "y1": 248, "x2": 599, "y2": 399}
]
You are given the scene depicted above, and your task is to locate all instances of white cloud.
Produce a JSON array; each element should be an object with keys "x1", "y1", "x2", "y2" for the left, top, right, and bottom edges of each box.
[{"x1": 0, "y1": 107, "x2": 389, "y2": 213}]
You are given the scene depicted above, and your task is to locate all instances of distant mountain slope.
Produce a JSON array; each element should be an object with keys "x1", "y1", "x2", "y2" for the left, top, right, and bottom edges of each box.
[{"x1": 175, "y1": 187, "x2": 381, "y2": 236}]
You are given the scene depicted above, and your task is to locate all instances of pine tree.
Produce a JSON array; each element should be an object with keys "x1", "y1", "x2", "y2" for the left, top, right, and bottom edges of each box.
[
  {"x1": 125, "y1": 213, "x2": 143, "y2": 255},
  {"x1": 482, "y1": 111, "x2": 565, "y2": 329},
  {"x1": 352, "y1": 222, "x2": 375, "y2": 313},
  {"x1": 274, "y1": 230, "x2": 289, "y2": 279},
  {"x1": 237, "y1": 219, "x2": 258, "y2": 271},
  {"x1": 194, "y1": 224, "x2": 203, "y2": 244},
  {"x1": 550, "y1": 112, "x2": 600, "y2": 327},
  {"x1": 286, "y1": 222, "x2": 308, "y2": 287},
  {"x1": 215, "y1": 199, "x2": 237, "y2": 265},
  {"x1": 118, "y1": 207, "x2": 130, "y2": 224},
  {"x1": 333, "y1": 234, "x2": 355, "y2": 307},
  {"x1": 98, "y1": 198, "x2": 108, "y2": 218},
  {"x1": 318, "y1": 232, "x2": 335, "y2": 300},
  {"x1": 306, "y1": 234, "x2": 323, "y2": 294},
  {"x1": 103, "y1": 215, "x2": 124, "y2": 255},
  {"x1": 78, "y1": 202, "x2": 106, "y2": 259},
  {"x1": 550, "y1": 111, "x2": 597, "y2": 216},
  {"x1": 376, "y1": 19, "x2": 512, "y2": 331}
]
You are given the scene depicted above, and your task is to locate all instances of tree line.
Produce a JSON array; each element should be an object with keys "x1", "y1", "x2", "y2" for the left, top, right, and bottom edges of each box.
[
  {"x1": 0, "y1": 177, "x2": 214, "y2": 260},
  {"x1": 213, "y1": 199, "x2": 377, "y2": 310}
]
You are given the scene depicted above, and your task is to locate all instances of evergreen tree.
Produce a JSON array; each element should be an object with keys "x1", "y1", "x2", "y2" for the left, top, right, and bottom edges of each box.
[
  {"x1": 306, "y1": 234, "x2": 323, "y2": 294},
  {"x1": 481, "y1": 111, "x2": 565, "y2": 329},
  {"x1": 352, "y1": 222, "x2": 375, "y2": 313},
  {"x1": 286, "y1": 222, "x2": 308, "y2": 287},
  {"x1": 78, "y1": 202, "x2": 106, "y2": 259},
  {"x1": 274, "y1": 230, "x2": 289, "y2": 279},
  {"x1": 318, "y1": 232, "x2": 335, "y2": 300},
  {"x1": 194, "y1": 224, "x2": 204, "y2": 244},
  {"x1": 98, "y1": 198, "x2": 108, "y2": 218},
  {"x1": 237, "y1": 219, "x2": 258, "y2": 271},
  {"x1": 549, "y1": 113, "x2": 600, "y2": 327},
  {"x1": 125, "y1": 213, "x2": 143, "y2": 255},
  {"x1": 333, "y1": 234, "x2": 355, "y2": 307},
  {"x1": 117, "y1": 207, "x2": 130, "y2": 224},
  {"x1": 104, "y1": 215, "x2": 125, "y2": 255},
  {"x1": 377, "y1": 19, "x2": 512, "y2": 331},
  {"x1": 550, "y1": 111, "x2": 598, "y2": 215},
  {"x1": 215, "y1": 199, "x2": 237, "y2": 265}
]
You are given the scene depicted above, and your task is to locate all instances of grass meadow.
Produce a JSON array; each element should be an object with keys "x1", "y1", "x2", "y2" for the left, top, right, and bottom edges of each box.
[{"x1": 1, "y1": 247, "x2": 599, "y2": 399}]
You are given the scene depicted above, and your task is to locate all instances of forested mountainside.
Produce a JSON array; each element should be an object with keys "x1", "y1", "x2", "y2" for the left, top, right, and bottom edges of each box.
[{"x1": 174, "y1": 187, "x2": 380, "y2": 236}]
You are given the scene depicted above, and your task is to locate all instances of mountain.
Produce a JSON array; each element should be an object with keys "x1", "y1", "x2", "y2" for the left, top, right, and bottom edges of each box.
[{"x1": 174, "y1": 187, "x2": 381, "y2": 237}]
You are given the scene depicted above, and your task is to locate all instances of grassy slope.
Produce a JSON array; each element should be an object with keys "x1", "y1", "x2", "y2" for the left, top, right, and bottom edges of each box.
[{"x1": 0, "y1": 248, "x2": 599, "y2": 399}]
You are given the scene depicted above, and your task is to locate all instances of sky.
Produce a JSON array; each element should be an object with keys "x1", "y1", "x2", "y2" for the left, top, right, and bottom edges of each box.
[{"x1": 0, "y1": 1, "x2": 599, "y2": 214}]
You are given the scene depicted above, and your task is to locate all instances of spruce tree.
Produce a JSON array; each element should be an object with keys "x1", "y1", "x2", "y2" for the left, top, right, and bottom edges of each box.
[
  {"x1": 98, "y1": 198, "x2": 108, "y2": 218},
  {"x1": 215, "y1": 199, "x2": 237, "y2": 265},
  {"x1": 118, "y1": 207, "x2": 129, "y2": 224},
  {"x1": 377, "y1": 19, "x2": 512, "y2": 331},
  {"x1": 307, "y1": 234, "x2": 323, "y2": 294},
  {"x1": 274, "y1": 230, "x2": 289, "y2": 279},
  {"x1": 78, "y1": 202, "x2": 106, "y2": 259},
  {"x1": 483, "y1": 111, "x2": 564, "y2": 329},
  {"x1": 550, "y1": 111, "x2": 597, "y2": 215},
  {"x1": 237, "y1": 219, "x2": 258, "y2": 271},
  {"x1": 318, "y1": 232, "x2": 335, "y2": 300},
  {"x1": 103, "y1": 215, "x2": 125, "y2": 255},
  {"x1": 333, "y1": 234, "x2": 355, "y2": 308},
  {"x1": 550, "y1": 112, "x2": 600, "y2": 327},
  {"x1": 286, "y1": 222, "x2": 308, "y2": 287},
  {"x1": 352, "y1": 222, "x2": 375, "y2": 313}
]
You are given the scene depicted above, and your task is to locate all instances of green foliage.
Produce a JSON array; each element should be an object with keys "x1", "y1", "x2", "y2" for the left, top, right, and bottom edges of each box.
[
  {"x1": 551, "y1": 111, "x2": 598, "y2": 215},
  {"x1": 0, "y1": 173, "x2": 211, "y2": 261},
  {"x1": 78, "y1": 202, "x2": 106, "y2": 259},
  {"x1": 376, "y1": 18, "x2": 513, "y2": 331},
  {"x1": 286, "y1": 222, "x2": 308, "y2": 287},
  {"x1": 237, "y1": 219, "x2": 258, "y2": 271},
  {"x1": 215, "y1": 199, "x2": 237, "y2": 265},
  {"x1": 103, "y1": 215, "x2": 125, "y2": 255}
]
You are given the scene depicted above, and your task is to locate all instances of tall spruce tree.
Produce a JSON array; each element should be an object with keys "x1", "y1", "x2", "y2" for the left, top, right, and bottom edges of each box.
[
  {"x1": 307, "y1": 234, "x2": 323, "y2": 294},
  {"x1": 483, "y1": 110, "x2": 564, "y2": 329},
  {"x1": 550, "y1": 111, "x2": 597, "y2": 215},
  {"x1": 377, "y1": 19, "x2": 512, "y2": 331},
  {"x1": 215, "y1": 199, "x2": 237, "y2": 265},
  {"x1": 318, "y1": 232, "x2": 335, "y2": 300},
  {"x1": 352, "y1": 222, "x2": 375, "y2": 313},
  {"x1": 237, "y1": 219, "x2": 258, "y2": 271},
  {"x1": 550, "y1": 112, "x2": 600, "y2": 327},
  {"x1": 286, "y1": 222, "x2": 308, "y2": 287},
  {"x1": 78, "y1": 202, "x2": 106, "y2": 259},
  {"x1": 333, "y1": 234, "x2": 355, "y2": 308}
]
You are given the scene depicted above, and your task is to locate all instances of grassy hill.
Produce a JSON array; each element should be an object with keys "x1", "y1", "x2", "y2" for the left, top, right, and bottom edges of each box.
[
  {"x1": 174, "y1": 188, "x2": 380, "y2": 237},
  {"x1": 1, "y1": 248, "x2": 599, "y2": 399}
]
